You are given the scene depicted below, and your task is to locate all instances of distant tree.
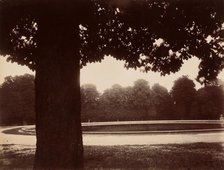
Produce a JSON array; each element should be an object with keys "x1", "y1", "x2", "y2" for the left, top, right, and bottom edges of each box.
[
  {"x1": 81, "y1": 84, "x2": 100, "y2": 122},
  {"x1": 130, "y1": 79, "x2": 154, "y2": 119},
  {"x1": 0, "y1": 74, "x2": 35, "y2": 125},
  {"x1": 101, "y1": 84, "x2": 124, "y2": 107},
  {"x1": 151, "y1": 83, "x2": 173, "y2": 119},
  {"x1": 171, "y1": 76, "x2": 196, "y2": 119},
  {"x1": 195, "y1": 85, "x2": 224, "y2": 119},
  {"x1": 122, "y1": 86, "x2": 134, "y2": 108},
  {"x1": 99, "y1": 84, "x2": 128, "y2": 121},
  {"x1": 1, "y1": 0, "x2": 224, "y2": 168}
]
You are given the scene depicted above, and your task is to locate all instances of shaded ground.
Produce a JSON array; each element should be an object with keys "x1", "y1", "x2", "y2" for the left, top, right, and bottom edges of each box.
[{"x1": 0, "y1": 143, "x2": 224, "y2": 169}]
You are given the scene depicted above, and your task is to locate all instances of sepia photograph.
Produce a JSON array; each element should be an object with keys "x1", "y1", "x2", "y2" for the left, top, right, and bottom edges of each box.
[{"x1": 0, "y1": 0, "x2": 224, "y2": 169}]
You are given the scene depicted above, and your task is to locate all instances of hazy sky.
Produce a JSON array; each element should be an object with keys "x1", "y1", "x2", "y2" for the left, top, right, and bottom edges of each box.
[{"x1": 0, "y1": 56, "x2": 223, "y2": 92}]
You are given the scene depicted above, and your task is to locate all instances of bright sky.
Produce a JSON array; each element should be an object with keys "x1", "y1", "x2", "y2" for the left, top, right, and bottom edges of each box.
[{"x1": 0, "y1": 56, "x2": 224, "y2": 92}]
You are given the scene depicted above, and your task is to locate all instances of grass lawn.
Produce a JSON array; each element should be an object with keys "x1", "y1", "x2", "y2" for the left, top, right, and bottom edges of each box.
[{"x1": 0, "y1": 143, "x2": 224, "y2": 169}]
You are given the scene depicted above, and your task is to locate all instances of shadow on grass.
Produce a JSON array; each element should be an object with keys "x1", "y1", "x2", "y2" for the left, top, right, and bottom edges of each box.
[{"x1": 0, "y1": 143, "x2": 224, "y2": 169}]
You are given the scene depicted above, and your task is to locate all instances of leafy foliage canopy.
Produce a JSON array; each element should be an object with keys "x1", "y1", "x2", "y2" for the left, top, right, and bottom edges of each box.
[{"x1": 0, "y1": 0, "x2": 224, "y2": 83}]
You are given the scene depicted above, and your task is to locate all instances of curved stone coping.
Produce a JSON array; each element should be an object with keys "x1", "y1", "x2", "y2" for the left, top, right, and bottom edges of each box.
[
  {"x1": 82, "y1": 120, "x2": 224, "y2": 126},
  {"x1": 1, "y1": 120, "x2": 224, "y2": 136},
  {"x1": 3, "y1": 127, "x2": 224, "y2": 136},
  {"x1": 83, "y1": 128, "x2": 224, "y2": 134}
]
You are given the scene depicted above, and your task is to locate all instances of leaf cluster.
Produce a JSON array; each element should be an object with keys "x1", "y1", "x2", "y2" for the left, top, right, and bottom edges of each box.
[{"x1": 0, "y1": 0, "x2": 224, "y2": 83}]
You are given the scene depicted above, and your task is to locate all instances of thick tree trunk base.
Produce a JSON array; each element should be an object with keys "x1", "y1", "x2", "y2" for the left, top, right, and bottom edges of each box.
[{"x1": 34, "y1": 13, "x2": 83, "y2": 169}]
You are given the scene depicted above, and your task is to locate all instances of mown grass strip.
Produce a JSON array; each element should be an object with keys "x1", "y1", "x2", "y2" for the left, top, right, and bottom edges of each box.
[{"x1": 0, "y1": 143, "x2": 223, "y2": 169}]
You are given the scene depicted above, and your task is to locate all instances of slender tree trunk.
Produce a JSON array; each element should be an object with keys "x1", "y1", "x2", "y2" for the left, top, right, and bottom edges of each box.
[{"x1": 34, "y1": 13, "x2": 83, "y2": 169}]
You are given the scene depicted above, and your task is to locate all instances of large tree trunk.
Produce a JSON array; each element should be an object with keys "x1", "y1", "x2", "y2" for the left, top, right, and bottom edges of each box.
[{"x1": 34, "y1": 12, "x2": 83, "y2": 169}]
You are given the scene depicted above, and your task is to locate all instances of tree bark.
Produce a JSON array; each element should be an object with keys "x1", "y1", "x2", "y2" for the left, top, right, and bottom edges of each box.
[{"x1": 34, "y1": 13, "x2": 83, "y2": 169}]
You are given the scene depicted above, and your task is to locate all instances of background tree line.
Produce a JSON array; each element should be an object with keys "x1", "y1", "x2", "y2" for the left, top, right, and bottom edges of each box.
[
  {"x1": 0, "y1": 74, "x2": 223, "y2": 125},
  {"x1": 0, "y1": 74, "x2": 35, "y2": 125}
]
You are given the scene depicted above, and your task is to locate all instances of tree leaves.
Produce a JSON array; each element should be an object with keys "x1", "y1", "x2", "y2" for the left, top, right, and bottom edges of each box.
[{"x1": 0, "y1": 0, "x2": 224, "y2": 83}]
